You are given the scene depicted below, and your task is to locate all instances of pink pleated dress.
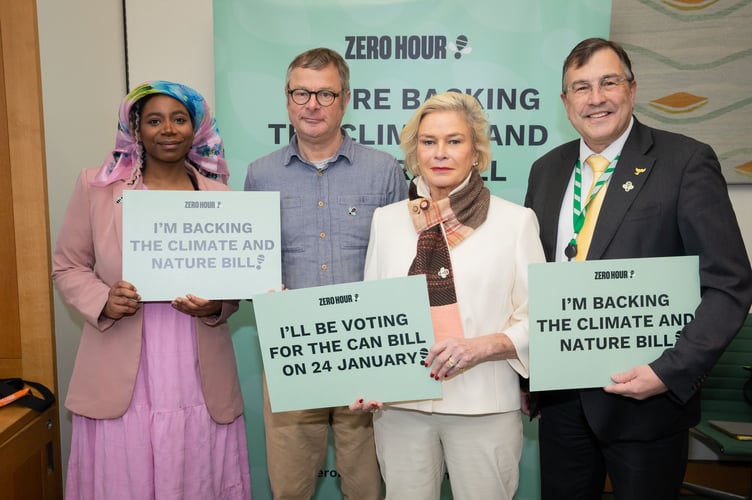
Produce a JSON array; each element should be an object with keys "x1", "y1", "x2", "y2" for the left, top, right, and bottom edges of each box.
[{"x1": 65, "y1": 303, "x2": 251, "y2": 500}]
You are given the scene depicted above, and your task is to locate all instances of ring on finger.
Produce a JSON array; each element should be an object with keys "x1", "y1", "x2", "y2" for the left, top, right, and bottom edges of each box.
[{"x1": 447, "y1": 357, "x2": 456, "y2": 368}]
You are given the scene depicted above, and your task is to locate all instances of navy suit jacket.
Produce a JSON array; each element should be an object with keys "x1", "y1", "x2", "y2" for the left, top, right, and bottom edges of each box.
[{"x1": 525, "y1": 117, "x2": 752, "y2": 441}]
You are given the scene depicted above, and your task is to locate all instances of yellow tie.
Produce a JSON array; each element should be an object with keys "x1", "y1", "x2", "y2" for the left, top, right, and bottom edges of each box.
[{"x1": 575, "y1": 154, "x2": 610, "y2": 261}]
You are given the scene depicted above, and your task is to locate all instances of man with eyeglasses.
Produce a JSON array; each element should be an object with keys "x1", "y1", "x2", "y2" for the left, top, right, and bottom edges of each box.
[
  {"x1": 525, "y1": 37, "x2": 752, "y2": 499},
  {"x1": 245, "y1": 47, "x2": 407, "y2": 500}
]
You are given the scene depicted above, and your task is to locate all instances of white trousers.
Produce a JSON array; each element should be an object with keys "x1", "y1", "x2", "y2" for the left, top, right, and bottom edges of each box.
[{"x1": 374, "y1": 407, "x2": 522, "y2": 500}]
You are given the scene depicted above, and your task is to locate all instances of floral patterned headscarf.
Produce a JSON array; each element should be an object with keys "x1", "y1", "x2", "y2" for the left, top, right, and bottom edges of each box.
[{"x1": 91, "y1": 80, "x2": 229, "y2": 186}]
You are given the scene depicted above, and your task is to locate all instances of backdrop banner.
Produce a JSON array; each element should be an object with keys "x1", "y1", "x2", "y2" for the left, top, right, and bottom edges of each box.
[{"x1": 214, "y1": 1, "x2": 612, "y2": 498}]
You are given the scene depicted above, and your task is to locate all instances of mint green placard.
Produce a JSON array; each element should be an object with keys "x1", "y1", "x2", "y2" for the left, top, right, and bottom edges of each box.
[
  {"x1": 529, "y1": 256, "x2": 700, "y2": 391},
  {"x1": 252, "y1": 275, "x2": 441, "y2": 412},
  {"x1": 122, "y1": 190, "x2": 281, "y2": 301}
]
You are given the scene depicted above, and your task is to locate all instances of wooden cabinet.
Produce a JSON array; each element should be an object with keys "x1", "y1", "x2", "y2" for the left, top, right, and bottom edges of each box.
[
  {"x1": 0, "y1": 0, "x2": 62, "y2": 498},
  {"x1": 0, "y1": 407, "x2": 62, "y2": 499}
]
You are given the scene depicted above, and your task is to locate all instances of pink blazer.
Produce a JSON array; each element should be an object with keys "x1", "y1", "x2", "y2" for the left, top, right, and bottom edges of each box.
[{"x1": 53, "y1": 167, "x2": 243, "y2": 423}]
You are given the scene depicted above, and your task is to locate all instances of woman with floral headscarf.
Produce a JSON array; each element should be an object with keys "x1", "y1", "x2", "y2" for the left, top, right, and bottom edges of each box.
[{"x1": 53, "y1": 81, "x2": 251, "y2": 499}]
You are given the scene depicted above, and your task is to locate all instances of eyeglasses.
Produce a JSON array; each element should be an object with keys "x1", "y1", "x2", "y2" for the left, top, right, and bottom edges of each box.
[
  {"x1": 566, "y1": 75, "x2": 632, "y2": 97},
  {"x1": 287, "y1": 88, "x2": 340, "y2": 107}
]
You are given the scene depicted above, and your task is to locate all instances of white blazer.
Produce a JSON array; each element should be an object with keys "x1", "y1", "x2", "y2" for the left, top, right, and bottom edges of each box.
[{"x1": 364, "y1": 195, "x2": 545, "y2": 415}]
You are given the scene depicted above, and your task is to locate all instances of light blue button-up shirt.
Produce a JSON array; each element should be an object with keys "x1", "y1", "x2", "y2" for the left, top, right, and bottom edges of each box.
[{"x1": 245, "y1": 131, "x2": 408, "y2": 290}]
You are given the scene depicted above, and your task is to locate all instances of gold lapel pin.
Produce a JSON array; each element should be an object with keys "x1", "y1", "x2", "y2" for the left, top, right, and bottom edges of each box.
[{"x1": 634, "y1": 168, "x2": 646, "y2": 176}]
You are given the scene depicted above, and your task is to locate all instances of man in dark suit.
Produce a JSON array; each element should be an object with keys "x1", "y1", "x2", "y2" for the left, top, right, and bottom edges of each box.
[{"x1": 525, "y1": 37, "x2": 752, "y2": 500}]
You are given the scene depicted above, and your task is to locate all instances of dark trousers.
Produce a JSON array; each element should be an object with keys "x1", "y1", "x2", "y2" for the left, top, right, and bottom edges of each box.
[{"x1": 539, "y1": 390, "x2": 689, "y2": 500}]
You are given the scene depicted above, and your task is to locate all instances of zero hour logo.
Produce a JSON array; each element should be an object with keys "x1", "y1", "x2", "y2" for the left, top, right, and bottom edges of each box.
[{"x1": 344, "y1": 34, "x2": 472, "y2": 61}]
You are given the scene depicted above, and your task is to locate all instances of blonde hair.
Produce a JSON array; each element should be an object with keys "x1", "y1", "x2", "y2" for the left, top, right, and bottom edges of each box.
[{"x1": 400, "y1": 92, "x2": 491, "y2": 176}]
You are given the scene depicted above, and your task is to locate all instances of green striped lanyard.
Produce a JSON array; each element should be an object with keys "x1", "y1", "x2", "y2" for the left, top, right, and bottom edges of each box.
[{"x1": 565, "y1": 155, "x2": 619, "y2": 258}]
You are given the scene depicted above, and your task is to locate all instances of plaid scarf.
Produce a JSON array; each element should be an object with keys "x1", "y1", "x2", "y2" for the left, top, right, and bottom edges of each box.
[{"x1": 407, "y1": 170, "x2": 490, "y2": 341}]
